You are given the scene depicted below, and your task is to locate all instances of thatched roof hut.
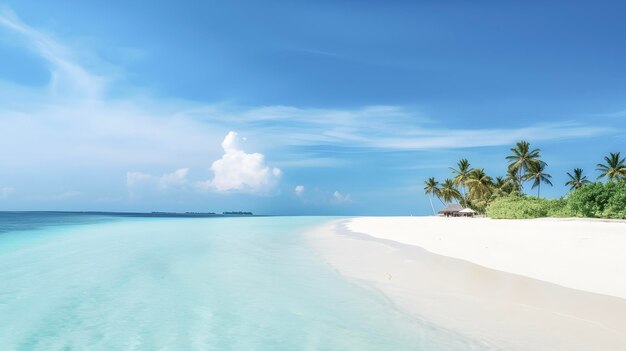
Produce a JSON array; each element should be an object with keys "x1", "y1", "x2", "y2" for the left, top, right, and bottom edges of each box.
[{"x1": 439, "y1": 203, "x2": 463, "y2": 216}]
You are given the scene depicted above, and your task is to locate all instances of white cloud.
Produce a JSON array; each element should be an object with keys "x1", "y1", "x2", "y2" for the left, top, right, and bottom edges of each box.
[
  {"x1": 126, "y1": 168, "x2": 189, "y2": 196},
  {"x1": 193, "y1": 104, "x2": 612, "y2": 151},
  {"x1": 0, "y1": 11, "x2": 224, "y2": 173},
  {"x1": 158, "y1": 168, "x2": 189, "y2": 189},
  {"x1": 0, "y1": 9, "x2": 105, "y2": 99},
  {"x1": 331, "y1": 191, "x2": 352, "y2": 204},
  {"x1": 294, "y1": 185, "x2": 305, "y2": 196},
  {"x1": 594, "y1": 109, "x2": 626, "y2": 118},
  {"x1": 198, "y1": 131, "x2": 282, "y2": 194}
]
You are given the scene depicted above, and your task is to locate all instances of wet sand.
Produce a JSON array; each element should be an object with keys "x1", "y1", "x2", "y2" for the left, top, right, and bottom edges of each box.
[{"x1": 308, "y1": 219, "x2": 626, "y2": 350}]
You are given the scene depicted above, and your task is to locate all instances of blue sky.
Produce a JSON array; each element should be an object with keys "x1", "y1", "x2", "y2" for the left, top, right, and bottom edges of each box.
[{"x1": 0, "y1": 1, "x2": 625, "y2": 215}]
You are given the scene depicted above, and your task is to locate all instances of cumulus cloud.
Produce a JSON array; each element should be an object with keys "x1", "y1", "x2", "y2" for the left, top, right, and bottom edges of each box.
[
  {"x1": 126, "y1": 168, "x2": 189, "y2": 195},
  {"x1": 198, "y1": 132, "x2": 282, "y2": 194},
  {"x1": 294, "y1": 185, "x2": 305, "y2": 196},
  {"x1": 331, "y1": 191, "x2": 352, "y2": 204},
  {"x1": 203, "y1": 131, "x2": 282, "y2": 193}
]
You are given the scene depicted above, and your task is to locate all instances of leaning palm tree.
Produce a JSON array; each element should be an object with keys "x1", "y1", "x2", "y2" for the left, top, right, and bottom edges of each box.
[
  {"x1": 524, "y1": 162, "x2": 552, "y2": 197},
  {"x1": 505, "y1": 141, "x2": 542, "y2": 192},
  {"x1": 565, "y1": 168, "x2": 590, "y2": 190},
  {"x1": 423, "y1": 177, "x2": 442, "y2": 215},
  {"x1": 440, "y1": 178, "x2": 462, "y2": 204},
  {"x1": 450, "y1": 159, "x2": 472, "y2": 200},
  {"x1": 596, "y1": 152, "x2": 626, "y2": 182}
]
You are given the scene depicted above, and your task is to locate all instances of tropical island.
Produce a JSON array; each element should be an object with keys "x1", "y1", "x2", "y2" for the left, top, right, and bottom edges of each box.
[{"x1": 423, "y1": 140, "x2": 626, "y2": 219}]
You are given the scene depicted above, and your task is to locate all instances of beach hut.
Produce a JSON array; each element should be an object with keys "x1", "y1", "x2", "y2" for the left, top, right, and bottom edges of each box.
[
  {"x1": 459, "y1": 208, "x2": 477, "y2": 217},
  {"x1": 439, "y1": 203, "x2": 463, "y2": 217}
]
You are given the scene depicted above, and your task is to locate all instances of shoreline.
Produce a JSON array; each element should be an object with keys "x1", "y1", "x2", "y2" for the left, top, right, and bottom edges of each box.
[
  {"x1": 348, "y1": 216, "x2": 626, "y2": 299},
  {"x1": 308, "y1": 217, "x2": 626, "y2": 350}
]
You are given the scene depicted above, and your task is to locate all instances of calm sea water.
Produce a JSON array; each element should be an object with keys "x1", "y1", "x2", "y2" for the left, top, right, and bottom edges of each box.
[{"x1": 0, "y1": 212, "x2": 479, "y2": 350}]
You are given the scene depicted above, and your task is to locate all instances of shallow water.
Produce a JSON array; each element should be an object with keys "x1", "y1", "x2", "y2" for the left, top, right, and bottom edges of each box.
[{"x1": 0, "y1": 213, "x2": 479, "y2": 350}]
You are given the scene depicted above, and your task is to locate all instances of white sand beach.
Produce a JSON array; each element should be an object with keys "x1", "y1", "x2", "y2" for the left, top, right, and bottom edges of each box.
[{"x1": 309, "y1": 217, "x2": 626, "y2": 350}]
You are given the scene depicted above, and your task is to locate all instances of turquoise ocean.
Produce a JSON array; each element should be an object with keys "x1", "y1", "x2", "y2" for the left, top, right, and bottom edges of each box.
[{"x1": 0, "y1": 212, "x2": 480, "y2": 350}]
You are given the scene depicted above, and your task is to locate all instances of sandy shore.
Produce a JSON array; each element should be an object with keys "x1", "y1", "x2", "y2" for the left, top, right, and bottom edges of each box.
[{"x1": 308, "y1": 217, "x2": 626, "y2": 350}]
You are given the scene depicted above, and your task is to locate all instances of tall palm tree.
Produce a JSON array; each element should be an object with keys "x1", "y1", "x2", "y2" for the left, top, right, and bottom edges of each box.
[
  {"x1": 450, "y1": 159, "x2": 472, "y2": 200},
  {"x1": 505, "y1": 141, "x2": 542, "y2": 192},
  {"x1": 596, "y1": 152, "x2": 626, "y2": 181},
  {"x1": 465, "y1": 168, "x2": 494, "y2": 202},
  {"x1": 524, "y1": 162, "x2": 552, "y2": 197},
  {"x1": 565, "y1": 168, "x2": 590, "y2": 190},
  {"x1": 423, "y1": 177, "x2": 442, "y2": 215},
  {"x1": 440, "y1": 178, "x2": 462, "y2": 204}
]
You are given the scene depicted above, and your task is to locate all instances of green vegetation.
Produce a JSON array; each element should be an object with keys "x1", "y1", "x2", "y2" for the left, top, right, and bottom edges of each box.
[
  {"x1": 486, "y1": 196, "x2": 567, "y2": 219},
  {"x1": 423, "y1": 177, "x2": 442, "y2": 215},
  {"x1": 487, "y1": 183, "x2": 626, "y2": 219},
  {"x1": 423, "y1": 141, "x2": 626, "y2": 219},
  {"x1": 565, "y1": 168, "x2": 590, "y2": 190},
  {"x1": 567, "y1": 182, "x2": 626, "y2": 219}
]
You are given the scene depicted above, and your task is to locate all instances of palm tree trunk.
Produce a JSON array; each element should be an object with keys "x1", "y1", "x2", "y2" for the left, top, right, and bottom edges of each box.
[
  {"x1": 429, "y1": 196, "x2": 435, "y2": 215},
  {"x1": 461, "y1": 186, "x2": 467, "y2": 207},
  {"x1": 538, "y1": 182, "x2": 540, "y2": 197},
  {"x1": 518, "y1": 167, "x2": 523, "y2": 193}
]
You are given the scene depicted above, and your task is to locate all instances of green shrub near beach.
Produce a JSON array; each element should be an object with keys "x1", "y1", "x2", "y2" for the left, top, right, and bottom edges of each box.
[
  {"x1": 486, "y1": 196, "x2": 571, "y2": 219},
  {"x1": 486, "y1": 182, "x2": 626, "y2": 219},
  {"x1": 567, "y1": 182, "x2": 626, "y2": 219}
]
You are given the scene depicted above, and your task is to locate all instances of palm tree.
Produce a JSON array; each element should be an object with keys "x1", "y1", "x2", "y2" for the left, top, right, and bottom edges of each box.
[
  {"x1": 565, "y1": 168, "x2": 590, "y2": 190},
  {"x1": 504, "y1": 168, "x2": 521, "y2": 194},
  {"x1": 440, "y1": 178, "x2": 462, "y2": 204},
  {"x1": 505, "y1": 141, "x2": 542, "y2": 192},
  {"x1": 423, "y1": 177, "x2": 442, "y2": 215},
  {"x1": 492, "y1": 176, "x2": 510, "y2": 197},
  {"x1": 450, "y1": 159, "x2": 472, "y2": 200},
  {"x1": 524, "y1": 162, "x2": 552, "y2": 197},
  {"x1": 596, "y1": 152, "x2": 626, "y2": 181},
  {"x1": 465, "y1": 168, "x2": 494, "y2": 202}
]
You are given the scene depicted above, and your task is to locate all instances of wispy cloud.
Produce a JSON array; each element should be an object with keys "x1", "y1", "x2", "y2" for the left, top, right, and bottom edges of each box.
[
  {"x1": 0, "y1": 8, "x2": 105, "y2": 99},
  {"x1": 594, "y1": 109, "x2": 626, "y2": 118},
  {"x1": 195, "y1": 104, "x2": 611, "y2": 151},
  {"x1": 294, "y1": 185, "x2": 305, "y2": 196},
  {"x1": 331, "y1": 190, "x2": 352, "y2": 204}
]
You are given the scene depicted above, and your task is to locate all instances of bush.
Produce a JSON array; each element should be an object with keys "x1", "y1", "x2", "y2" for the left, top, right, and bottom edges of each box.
[
  {"x1": 487, "y1": 182, "x2": 626, "y2": 219},
  {"x1": 486, "y1": 195, "x2": 552, "y2": 219},
  {"x1": 546, "y1": 198, "x2": 574, "y2": 217},
  {"x1": 568, "y1": 182, "x2": 626, "y2": 219}
]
